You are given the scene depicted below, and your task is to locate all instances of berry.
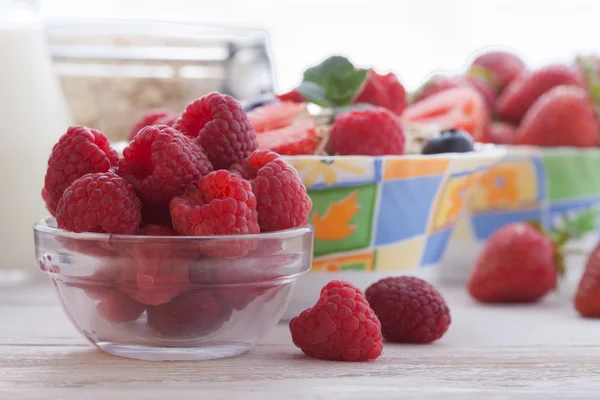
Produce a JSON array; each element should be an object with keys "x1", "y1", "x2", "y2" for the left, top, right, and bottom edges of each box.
[
  {"x1": 118, "y1": 125, "x2": 213, "y2": 206},
  {"x1": 75, "y1": 258, "x2": 146, "y2": 322},
  {"x1": 96, "y1": 289, "x2": 146, "y2": 323},
  {"x1": 247, "y1": 102, "x2": 321, "y2": 155},
  {"x1": 470, "y1": 50, "x2": 526, "y2": 91},
  {"x1": 481, "y1": 121, "x2": 517, "y2": 145},
  {"x1": 403, "y1": 87, "x2": 489, "y2": 141},
  {"x1": 352, "y1": 69, "x2": 407, "y2": 115},
  {"x1": 43, "y1": 126, "x2": 119, "y2": 216},
  {"x1": 147, "y1": 290, "x2": 232, "y2": 337},
  {"x1": 516, "y1": 85, "x2": 599, "y2": 147},
  {"x1": 365, "y1": 277, "x2": 451, "y2": 344},
  {"x1": 201, "y1": 253, "x2": 294, "y2": 310},
  {"x1": 228, "y1": 160, "x2": 256, "y2": 180},
  {"x1": 173, "y1": 92, "x2": 258, "y2": 169},
  {"x1": 138, "y1": 224, "x2": 177, "y2": 236},
  {"x1": 248, "y1": 149, "x2": 312, "y2": 232},
  {"x1": 329, "y1": 107, "x2": 405, "y2": 156},
  {"x1": 413, "y1": 75, "x2": 496, "y2": 111},
  {"x1": 289, "y1": 280, "x2": 383, "y2": 361},
  {"x1": 276, "y1": 89, "x2": 305, "y2": 103},
  {"x1": 140, "y1": 201, "x2": 172, "y2": 226},
  {"x1": 128, "y1": 108, "x2": 178, "y2": 141},
  {"x1": 575, "y1": 243, "x2": 600, "y2": 317},
  {"x1": 56, "y1": 172, "x2": 141, "y2": 234},
  {"x1": 496, "y1": 64, "x2": 585, "y2": 123},
  {"x1": 468, "y1": 223, "x2": 558, "y2": 303},
  {"x1": 129, "y1": 224, "x2": 192, "y2": 306},
  {"x1": 422, "y1": 129, "x2": 474, "y2": 155},
  {"x1": 169, "y1": 169, "x2": 260, "y2": 236},
  {"x1": 242, "y1": 95, "x2": 279, "y2": 112}
]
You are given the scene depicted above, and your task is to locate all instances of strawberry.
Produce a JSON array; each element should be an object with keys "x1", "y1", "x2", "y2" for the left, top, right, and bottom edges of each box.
[
  {"x1": 403, "y1": 86, "x2": 490, "y2": 141},
  {"x1": 247, "y1": 102, "x2": 322, "y2": 155},
  {"x1": 468, "y1": 222, "x2": 559, "y2": 303},
  {"x1": 495, "y1": 64, "x2": 585, "y2": 123},
  {"x1": 413, "y1": 75, "x2": 496, "y2": 112},
  {"x1": 469, "y1": 50, "x2": 526, "y2": 91},
  {"x1": 481, "y1": 121, "x2": 517, "y2": 145},
  {"x1": 277, "y1": 89, "x2": 305, "y2": 103},
  {"x1": 352, "y1": 69, "x2": 407, "y2": 115},
  {"x1": 516, "y1": 85, "x2": 599, "y2": 147},
  {"x1": 575, "y1": 243, "x2": 600, "y2": 317}
]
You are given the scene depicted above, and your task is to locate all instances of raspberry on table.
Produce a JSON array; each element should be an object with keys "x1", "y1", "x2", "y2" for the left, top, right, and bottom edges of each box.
[
  {"x1": 147, "y1": 290, "x2": 232, "y2": 337},
  {"x1": 170, "y1": 169, "x2": 260, "y2": 236},
  {"x1": 172, "y1": 92, "x2": 258, "y2": 169},
  {"x1": 329, "y1": 107, "x2": 405, "y2": 156},
  {"x1": 118, "y1": 125, "x2": 213, "y2": 206},
  {"x1": 43, "y1": 126, "x2": 119, "y2": 216},
  {"x1": 130, "y1": 224, "x2": 192, "y2": 306},
  {"x1": 365, "y1": 276, "x2": 451, "y2": 344},
  {"x1": 289, "y1": 280, "x2": 383, "y2": 362},
  {"x1": 56, "y1": 172, "x2": 141, "y2": 234},
  {"x1": 248, "y1": 149, "x2": 312, "y2": 232},
  {"x1": 128, "y1": 108, "x2": 179, "y2": 141}
]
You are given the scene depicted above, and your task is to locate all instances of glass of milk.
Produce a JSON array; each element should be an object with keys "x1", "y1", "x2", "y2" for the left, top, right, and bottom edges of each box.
[{"x1": 0, "y1": 0, "x2": 71, "y2": 283}]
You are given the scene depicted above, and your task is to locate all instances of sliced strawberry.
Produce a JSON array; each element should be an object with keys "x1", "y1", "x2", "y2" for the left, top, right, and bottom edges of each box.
[
  {"x1": 247, "y1": 102, "x2": 307, "y2": 132},
  {"x1": 247, "y1": 102, "x2": 321, "y2": 155},
  {"x1": 402, "y1": 86, "x2": 489, "y2": 141}
]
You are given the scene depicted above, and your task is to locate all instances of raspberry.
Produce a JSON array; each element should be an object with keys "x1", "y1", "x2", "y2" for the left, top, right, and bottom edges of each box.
[
  {"x1": 329, "y1": 107, "x2": 405, "y2": 156},
  {"x1": 128, "y1": 108, "x2": 178, "y2": 141},
  {"x1": 43, "y1": 126, "x2": 119, "y2": 216},
  {"x1": 147, "y1": 290, "x2": 232, "y2": 337},
  {"x1": 118, "y1": 125, "x2": 213, "y2": 206},
  {"x1": 130, "y1": 224, "x2": 192, "y2": 306},
  {"x1": 203, "y1": 253, "x2": 294, "y2": 310},
  {"x1": 172, "y1": 92, "x2": 258, "y2": 169},
  {"x1": 75, "y1": 258, "x2": 146, "y2": 322},
  {"x1": 96, "y1": 289, "x2": 147, "y2": 323},
  {"x1": 353, "y1": 69, "x2": 407, "y2": 115},
  {"x1": 289, "y1": 280, "x2": 383, "y2": 361},
  {"x1": 140, "y1": 201, "x2": 173, "y2": 226},
  {"x1": 138, "y1": 224, "x2": 177, "y2": 236},
  {"x1": 248, "y1": 149, "x2": 312, "y2": 232},
  {"x1": 365, "y1": 277, "x2": 451, "y2": 344},
  {"x1": 170, "y1": 169, "x2": 259, "y2": 236},
  {"x1": 228, "y1": 160, "x2": 256, "y2": 180},
  {"x1": 56, "y1": 172, "x2": 141, "y2": 234}
]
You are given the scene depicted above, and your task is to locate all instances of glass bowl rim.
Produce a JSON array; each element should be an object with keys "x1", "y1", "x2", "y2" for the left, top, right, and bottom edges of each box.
[{"x1": 34, "y1": 217, "x2": 313, "y2": 243}]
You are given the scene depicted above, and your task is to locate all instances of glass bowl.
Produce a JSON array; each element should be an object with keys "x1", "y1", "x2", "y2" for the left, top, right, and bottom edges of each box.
[{"x1": 34, "y1": 218, "x2": 312, "y2": 361}]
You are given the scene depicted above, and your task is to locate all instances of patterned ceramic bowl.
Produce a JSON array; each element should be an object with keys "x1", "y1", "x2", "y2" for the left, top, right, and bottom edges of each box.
[
  {"x1": 282, "y1": 149, "x2": 504, "y2": 319},
  {"x1": 440, "y1": 146, "x2": 600, "y2": 283}
]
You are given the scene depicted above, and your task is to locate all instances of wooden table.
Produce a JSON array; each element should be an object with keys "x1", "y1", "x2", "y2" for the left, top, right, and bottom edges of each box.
[{"x1": 1, "y1": 278, "x2": 600, "y2": 399}]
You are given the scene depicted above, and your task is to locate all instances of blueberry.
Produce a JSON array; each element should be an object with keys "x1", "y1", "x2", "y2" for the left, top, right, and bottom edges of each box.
[
  {"x1": 422, "y1": 129, "x2": 475, "y2": 155},
  {"x1": 242, "y1": 95, "x2": 279, "y2": 112}
]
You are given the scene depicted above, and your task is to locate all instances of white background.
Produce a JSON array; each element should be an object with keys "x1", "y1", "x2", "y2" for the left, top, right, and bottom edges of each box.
[{"x1": 41, "y1": 0, "x2": 600, "y2": 92}]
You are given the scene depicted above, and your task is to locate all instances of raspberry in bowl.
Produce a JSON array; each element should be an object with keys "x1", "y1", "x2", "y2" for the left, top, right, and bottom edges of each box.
[
  {"x1": 35, "y1": 94, "x2": 314, "y2": 360},
  {"x1": 35, "y1": 218, "x2": 312, "y2": 361}
]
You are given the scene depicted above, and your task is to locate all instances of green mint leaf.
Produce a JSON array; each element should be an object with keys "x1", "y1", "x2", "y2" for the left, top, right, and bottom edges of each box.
[
  {"x1": 301, "y1": 56, "x2": 368, "y2": 107},
  {"x1": 296, "y1": 81, "x2": 333, "y2": 107}
]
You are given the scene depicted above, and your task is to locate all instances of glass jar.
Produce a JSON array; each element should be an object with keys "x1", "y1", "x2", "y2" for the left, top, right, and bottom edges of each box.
[
  {"x1": 0, "y1": 0, "x2": 71, "y2": 282},
  {"x1": 45, "y1": 19, "x2": 275, "y2": 142}
]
